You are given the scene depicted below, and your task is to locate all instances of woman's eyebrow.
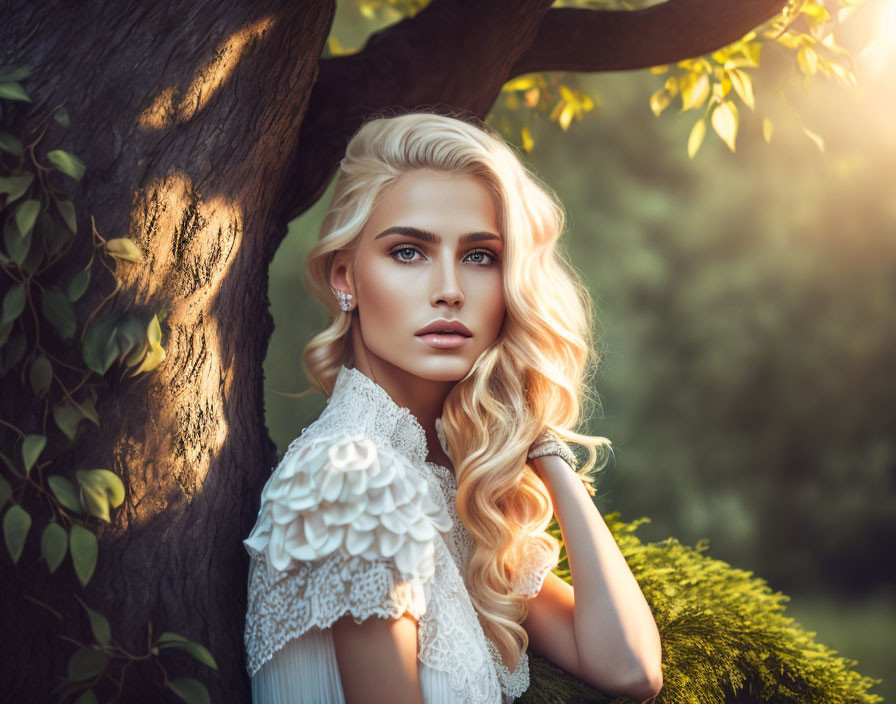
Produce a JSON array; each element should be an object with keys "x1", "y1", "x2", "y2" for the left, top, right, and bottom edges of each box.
[{"x1": 374, "y1": 225, "x2": 501, "y2": 245}]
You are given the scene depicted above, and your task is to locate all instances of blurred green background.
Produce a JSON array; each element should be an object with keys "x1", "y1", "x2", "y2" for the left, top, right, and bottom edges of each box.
[{"x1": 264, "y1": 2, "x2": 895, "y2": 699}]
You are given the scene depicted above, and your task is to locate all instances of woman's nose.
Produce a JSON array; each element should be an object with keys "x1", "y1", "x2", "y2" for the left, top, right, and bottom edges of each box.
[{"x1": 430, "y1": 257, "x2": 464, "y2": 308}]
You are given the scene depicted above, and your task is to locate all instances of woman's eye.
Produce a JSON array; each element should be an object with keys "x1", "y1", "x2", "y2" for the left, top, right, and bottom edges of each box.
[
  {"x1": 390, "y1": 246, "x2": 422, "y2": 263},
  {"x1": 465, "y1": 250, "x2": 497, "y2": 266}
]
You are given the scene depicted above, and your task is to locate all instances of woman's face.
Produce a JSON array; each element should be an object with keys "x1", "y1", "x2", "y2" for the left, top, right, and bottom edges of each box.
[{"x1": 333, "y1": 169, "x2": 506, "y2": 382}]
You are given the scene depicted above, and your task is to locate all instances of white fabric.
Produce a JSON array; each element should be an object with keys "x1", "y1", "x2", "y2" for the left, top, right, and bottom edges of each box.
[{"x1": 243, "y1": 366, "x2": 560, "y2": 703}]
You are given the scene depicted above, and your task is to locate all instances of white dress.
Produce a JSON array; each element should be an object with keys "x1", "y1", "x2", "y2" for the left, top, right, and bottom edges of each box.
[{"x1": 243, "y1": 365, "x2": 560, "y2": 703}]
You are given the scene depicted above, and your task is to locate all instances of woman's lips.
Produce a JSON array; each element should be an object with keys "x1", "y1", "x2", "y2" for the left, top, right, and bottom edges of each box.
[{"x1": 416, "y1": 333, "x2": 471, "y2": 350}]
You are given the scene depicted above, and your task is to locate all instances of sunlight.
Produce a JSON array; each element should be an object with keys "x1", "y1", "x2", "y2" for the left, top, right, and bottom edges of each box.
[
  {"x1": 858, "y1": 0, "x2": 896, "y2": 75},
  {"x1": 139, "y1": 16, "x2": 275, "y2": 130}
]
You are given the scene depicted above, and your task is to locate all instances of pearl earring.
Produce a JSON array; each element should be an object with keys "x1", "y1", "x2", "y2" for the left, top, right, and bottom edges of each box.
[{"x1": 334, "y1": 289, "x2": 353, "y2": 312}]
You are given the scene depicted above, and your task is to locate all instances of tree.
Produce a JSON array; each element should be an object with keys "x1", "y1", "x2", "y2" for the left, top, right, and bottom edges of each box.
[{"x1": 0, "y1": 1, "x2": 875, "y2": 702}]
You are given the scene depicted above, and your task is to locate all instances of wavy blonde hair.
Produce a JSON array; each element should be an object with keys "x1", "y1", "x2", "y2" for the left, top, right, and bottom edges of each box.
[{"x1": 302, "y1": 109, "x2": 612, "y2": 671}]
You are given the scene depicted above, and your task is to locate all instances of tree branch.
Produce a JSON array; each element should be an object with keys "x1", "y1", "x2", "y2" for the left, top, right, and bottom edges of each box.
[
  {"x1": 512, "y1": 0, "x2": 790, "y2": 75},
  {"x1": 273, "y1": 0, "x2": 789, "y2": 233}
]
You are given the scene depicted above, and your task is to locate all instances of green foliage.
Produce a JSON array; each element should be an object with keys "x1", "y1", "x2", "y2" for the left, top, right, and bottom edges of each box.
[
  {"x1": 1, "y1": 63, "x2": 215, "y2": 702},
  {"x1": 519, "y1": 514, "x2": 883, "y2": 703}
]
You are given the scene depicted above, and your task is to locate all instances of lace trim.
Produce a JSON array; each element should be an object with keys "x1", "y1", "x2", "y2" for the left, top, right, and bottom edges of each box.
[{"x1": 244, "y1": 550, "x2": 430, "y2": 678}]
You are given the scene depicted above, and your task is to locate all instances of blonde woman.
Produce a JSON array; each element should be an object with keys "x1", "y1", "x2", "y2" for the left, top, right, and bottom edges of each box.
[{"x1": 243, "y1": 110, "x2": 662, "y2": 703}]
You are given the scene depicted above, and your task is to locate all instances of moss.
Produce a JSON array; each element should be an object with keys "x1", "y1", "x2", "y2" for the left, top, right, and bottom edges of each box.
[{"x1": 521, "y1": 513, "x2": 883, "y2": 704}]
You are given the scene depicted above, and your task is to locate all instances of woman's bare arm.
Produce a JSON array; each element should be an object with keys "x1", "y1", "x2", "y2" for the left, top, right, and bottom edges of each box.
[{"x1": 331, "y1": 613, "x2": 424, "y2": 704}]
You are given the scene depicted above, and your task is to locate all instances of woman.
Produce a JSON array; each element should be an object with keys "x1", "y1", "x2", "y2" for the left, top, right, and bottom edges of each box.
[{"x1": 243, "y1": 110, "x2": 663, "y2": 703}]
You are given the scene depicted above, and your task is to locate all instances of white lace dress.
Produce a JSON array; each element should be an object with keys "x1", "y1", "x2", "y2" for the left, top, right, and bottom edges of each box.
[{"x1": 243, "y1": 365, "x2": 560, "y2": 703}]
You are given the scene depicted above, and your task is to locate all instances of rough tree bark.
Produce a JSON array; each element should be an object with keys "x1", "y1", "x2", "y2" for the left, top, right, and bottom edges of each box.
[{"x1": 0, "y1": 0, "x2": 786, "y2": 701}]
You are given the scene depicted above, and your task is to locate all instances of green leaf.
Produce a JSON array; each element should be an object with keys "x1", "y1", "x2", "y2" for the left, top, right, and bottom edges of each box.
[
  {"x1": 20, "y1": 227, "x2": 46, "y2": 276},
  {"x1": 0, "y1": 66, "x2": 31, "y2": 82},
  {"x1": 167, "y1": 678, "x2": 211, "y2": 704},
  {"x1": 0, "y1": 173, "x2": 32, "y2": 201},
  {"x1": 41, "y1": 521, "x2": 68, "y2": 573},
  {"x1": 53, "y1": 400, "x2": 84, "y2": 441},
  {"x1": 46, "y1": 149, "x2": 86, "y2": 181},
  {"x1": 0, "y1": 321, "x2": 12, "y2": 347},
  {"x1": 66, "y1": 646, "x2": 108, "y2": 681},
  {"x1": 679, "y1": 72, "x2": 710, "y2": 112},
  {"x1": 688, "y1": 119, "x2": 707, "y2": 159},
  {"x1": 729, "y1": 68, "x2": 755, "y2": 111},
  {"x1": 76, "y1": 471, "x2": 110, "y2": 523},
  {"x1": 76, "y1": 396, "x2": 99, "y2": 426},
  {"x1": 47, "y1": 475, "x2": 86, "y2": 515},
  {"x1": 38, "y1": 210, "x2": 66, "y2": 259},
  {"x1": 54, "y1": 106, "x2": 71, "y2": 128},
  {"x1": 0, "y1": 475, "x2": 11, "y2": 508},
  {"x1": 15, "y1": 199, "x2": 40, "y2": 238},
  {"x1": 158, "y1": 638, "x2": 218, "y2": 670},
  {"x1": 115, "y1": 314, "x2": 146, "y2": 363},
  {"x1": 21, "y1": 434, "x2": 46, "y2": 476},
  {"x1": 66, "y1": 269, "x2": 90, "y2": 302},
  {"x1": 80, "y1": 602, "x2": 111, "y2": 646},
  {"x1": 0, "y1": 130, "x2": 23, "y2": 156},
  {"x1": 56, "y1": 200, "x2": 77, "y2": 234},
  {"x1": 82, "y1": 314, "x2": 119, "y2": 375},
  {"x1": 73, "y1": 689, "x2": 97, "y2": 704},
  {"x1": 41, "y1": 287, "x2": 77, "y2": 340},
  {"x1": 0, "y1": 81, "x2": 31, "y2": 102},
  {"x1": 711, "y1": 100, "x2": 739, "y2": 153},
  {"x1": 69, "y1": 524, "x2": 98, "y2": 586},
  {"x1": 30, "y1": 354, "x2": 53, "y2": 397},
  {"x1": 1, "y1": 332, "x2": 27, "y2": 373},
  {"x1": 1, "y1": 284, "x2": 26, "y2": 327},
  {"x1": 3, "y1": 504, "x2": 31, "y2": 563},
  {"x1": 4, "y1": 213, "x2": 30, "y2": 265},
  {"x1": 105, "y1": 238, "x2": 143, "y2": 262}
]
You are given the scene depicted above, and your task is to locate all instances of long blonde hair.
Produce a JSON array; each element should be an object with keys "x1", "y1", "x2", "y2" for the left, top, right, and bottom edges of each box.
[{"x1": 302, "y1": 109, "x2": 611, "y2": 670}]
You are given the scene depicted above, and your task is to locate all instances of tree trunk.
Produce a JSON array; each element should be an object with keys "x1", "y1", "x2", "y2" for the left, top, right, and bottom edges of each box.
[{"x1": 1, "y1": 2, "x2": 334, "y2": 700}]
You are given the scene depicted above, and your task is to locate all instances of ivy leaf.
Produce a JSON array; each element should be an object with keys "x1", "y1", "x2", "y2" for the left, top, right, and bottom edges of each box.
[
  {"x1": 711, "y1": 100, "x2": 739, "y2": 153},
  {"x1": 41, "y1": 287, "x2": 77, "y2": 340},
  {"x1": 53, "y1": 400, "x2": 84, "y2": 441},
  {"x1": 157, "y1": 637, "x2": 218, "y2": 670},
  {"x1": 30, "y1": 354, "x2": 52, "y2": 397},
  {"x1": 75, "y1": 396, "x2": 99, "y2": 426},
  {"x1": 56, "y1": 199, "x2": 77, "y2": 235},
  {"x1": 688, "y1": 119, "x2": 707, "y2": 159},
  {"x1": 15, "y1": 199, "x2": 40, "y2": 238},
  {"x1": 78, "y1": 600, "x2": 111, "y2": 646},
  {"x1": 54, "y1": 106, "x2": 71, "y2": 128},
  {"x1": 41, "y1": 521, "x2": 68, "y2": 574},
  {"x1": 46, "y1": 149, "x2": 86, "y2": 181},
  {"x1": 67, "y1": 269, "x2": 90, "y2": 302},
  {"x1": 69, "y1": 524, "x2": 98, "y2": 586},
  {"x1": 0, "y1": 82, "x2": 31, "y2": 102},
  {"x1": 1, "y1": 284, "x2": 26, "y2": 327},
  {"x1": 39, "y1": 210, "x2": 67, "y2": 258},
  {"x1": 3, "y1": 504, "x2": 31, "y2": 563},
  {"x1": 3, "y1": 214, "x2": 31, "y2": 265},
  {"x1": 21, "y1": 434, "x2": 46, "y2": 476},
  {"x1": 167, "y1": 678, "x2": 211, "y2": 704},
  {"x1": 0, "y1": 173, "x2": 32, "y2": 201},
  {"x1": 105, "y1": 238, "x2": 143, "y2": 262},
  {"x1": 66, "y1": 647, "x2": 108, "y2": 681},
  {"x1": 76, "y1": 470, "x2": 110, "y2": 523},
  {"x1": 73, "y1": 689, "x2": 97, "y2": 704},
  {"x1": 82, "y1": 314, "x2": 119, "y2": 375},
  {"x1": 0, "y1": 66, "x2": 32, "y2": 83},
  {"x1": 47, "y1": 475, "x2": 86, "y2": 515},
  {"x1": 0, "y1": 130, "x2": 23, "y2": 156},
  {"x1": 131, "y1": 313, "x2": 166, "y2": 376}
]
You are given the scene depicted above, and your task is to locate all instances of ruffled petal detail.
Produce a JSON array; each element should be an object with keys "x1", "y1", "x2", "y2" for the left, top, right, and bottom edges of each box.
[{"x1": 244, "y1": 434, "x2": 453, "y2": 585}]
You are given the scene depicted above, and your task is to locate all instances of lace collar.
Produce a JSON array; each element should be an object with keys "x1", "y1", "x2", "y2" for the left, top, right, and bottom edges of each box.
[{"x1": 328, "y1": 365, "x2": 444, "y2": 466}]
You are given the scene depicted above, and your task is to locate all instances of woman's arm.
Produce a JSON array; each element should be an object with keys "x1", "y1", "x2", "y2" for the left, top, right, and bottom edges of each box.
[
  {"x1": 523, "y1": 454, "x2": 663, "y2": 702},
  {"x1": 332, "y1": 613, "x2": 424, "y2": 704}
]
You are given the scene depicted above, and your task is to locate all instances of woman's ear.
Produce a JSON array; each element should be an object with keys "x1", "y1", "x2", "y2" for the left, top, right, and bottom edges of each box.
[{"x1": 329, "y1": 251, "x2": 356, "y2": 309}]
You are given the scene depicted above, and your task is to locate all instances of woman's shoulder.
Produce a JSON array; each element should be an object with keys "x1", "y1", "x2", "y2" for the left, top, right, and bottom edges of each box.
[{"x1": 244, "y1": 425, "x2": 452, "y2": 580}]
